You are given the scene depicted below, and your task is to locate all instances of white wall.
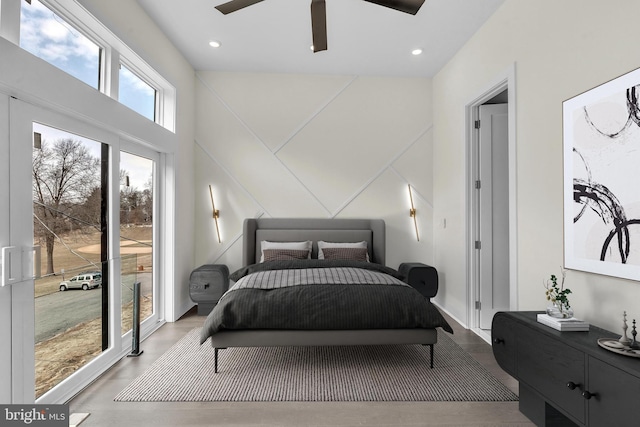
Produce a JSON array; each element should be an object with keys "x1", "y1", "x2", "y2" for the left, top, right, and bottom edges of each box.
[
  {"x1": 433, "y1": 0, "x2": 640, "y2": 332},
  {"x1": 194, "y1": 72, "x2": 435, "y2": 273},
  {"x1": 78, "y1": 0, "x2": 196, "y2": 320}
]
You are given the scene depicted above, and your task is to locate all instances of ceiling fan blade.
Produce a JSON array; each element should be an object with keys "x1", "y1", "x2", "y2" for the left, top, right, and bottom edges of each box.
[
  {"x1": 363, "y1": 0, "x2": 425, "y2": 15},
  {"x1": 310, "y1": 0, "x2": 327, "y2": 52},
  {"x1": 215, "y1": 0, "x2": 264, "y2": 14}
]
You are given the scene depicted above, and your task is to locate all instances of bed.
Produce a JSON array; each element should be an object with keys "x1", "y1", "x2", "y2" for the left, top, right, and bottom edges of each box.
[{"x1": 200, "y1": 218, "x2": 453, "y2": 373}]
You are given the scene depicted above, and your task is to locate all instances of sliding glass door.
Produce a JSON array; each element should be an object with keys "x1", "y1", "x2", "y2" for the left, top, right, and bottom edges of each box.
[
  {"x1": 8, "y1": 98, "x2": 117, "y2": 402},
  {"x1": 7, "y1": 98, "x2": 161, "y2": 403},
  {"x1": 32, "y1": 123, "x2": 110, "y2": 399},
  {"x1": 119, "y1": 149, "x2": 157, "y2": 336}
]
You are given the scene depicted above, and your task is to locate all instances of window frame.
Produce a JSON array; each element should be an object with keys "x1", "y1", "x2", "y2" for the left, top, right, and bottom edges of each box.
[
  {"x1": 118, "y1": 59, "x2": 159, "y2": 122},
  {"x1": 0, "y1": 0, "x2": 177, "y2": 404},
  {"x1": 3, "y1": 0, "x2": 176, "y2": 132}
]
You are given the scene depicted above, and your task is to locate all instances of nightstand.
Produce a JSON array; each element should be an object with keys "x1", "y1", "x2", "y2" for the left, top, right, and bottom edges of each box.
[
  {"x1": 398, "y1": 262, "x2": 439, "y2": 300},
  {"x1": 189, "y1": 264, "x2": 229, "y2": 315}
]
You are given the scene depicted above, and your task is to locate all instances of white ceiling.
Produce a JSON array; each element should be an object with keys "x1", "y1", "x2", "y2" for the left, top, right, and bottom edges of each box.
[{"x1": 136, "y1": 0, "x2": 504, "y2": 77}]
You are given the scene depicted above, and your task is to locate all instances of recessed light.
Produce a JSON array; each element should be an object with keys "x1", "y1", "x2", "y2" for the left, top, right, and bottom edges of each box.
[
  {"x1": 412, "y1": 48, "x2": 423, "y2": 56},
  {"x1": 209, "y1": 40, "x2": 221, "y2": 48}
]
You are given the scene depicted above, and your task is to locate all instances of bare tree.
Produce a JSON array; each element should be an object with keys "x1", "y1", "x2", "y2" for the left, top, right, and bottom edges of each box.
[
  {"x1": 79, "y1": 185, "x2": 102, "y2": 229},
  {"x1": 141, "y1": 176, "x2": 153, "y2": 224},
  {"x1": 120, "y1": 171, "x2": 153, "y2": 225},
  {"x1": 33, "y1": 138, "x2": 100, "y2": 275}
]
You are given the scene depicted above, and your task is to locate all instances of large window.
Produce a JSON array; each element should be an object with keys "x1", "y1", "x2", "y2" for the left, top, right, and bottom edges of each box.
[
  {"x1": 20, "y1": 0, "x2": 101, "y2": 89},
  {"x1": 1, "y1": 0, "x2": 171, "y2": 404}
]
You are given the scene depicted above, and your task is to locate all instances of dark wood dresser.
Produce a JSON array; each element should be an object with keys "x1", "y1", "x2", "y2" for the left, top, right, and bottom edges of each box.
[{"x1": 492, "y1": 311, "x2": 640, "y2": 426}]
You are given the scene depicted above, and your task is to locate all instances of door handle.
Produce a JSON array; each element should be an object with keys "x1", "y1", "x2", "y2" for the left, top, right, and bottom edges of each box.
[
  {"x1": 25, "y1": 245, "x2": 41, "y2": 280},
  {"x1": 1, "y1": 246, "x2": 20, "y2": 287},
  {"x1": 1, "y1": 245, "x2": 41, "y2": 286}
]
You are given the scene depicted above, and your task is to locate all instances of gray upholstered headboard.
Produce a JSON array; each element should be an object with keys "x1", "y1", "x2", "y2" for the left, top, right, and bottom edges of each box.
[{"x1": 242, "y1": 218, "x2": 386, "y2": 266}]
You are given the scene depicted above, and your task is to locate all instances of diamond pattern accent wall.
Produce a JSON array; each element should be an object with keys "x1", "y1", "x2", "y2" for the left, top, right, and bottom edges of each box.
[{"x1": 195, "y1": 71, "x2": 435, "y2": 271}]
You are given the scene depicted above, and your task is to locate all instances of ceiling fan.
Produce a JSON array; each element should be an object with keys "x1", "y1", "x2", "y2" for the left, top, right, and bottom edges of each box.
[{"x1": 214, "y1": 0, "x2": 425, "y2": 53}]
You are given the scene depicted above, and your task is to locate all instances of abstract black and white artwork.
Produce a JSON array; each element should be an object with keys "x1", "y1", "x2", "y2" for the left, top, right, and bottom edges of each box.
[{"x1": 563, "y1": 68, "x2": 640, "y2": 281}]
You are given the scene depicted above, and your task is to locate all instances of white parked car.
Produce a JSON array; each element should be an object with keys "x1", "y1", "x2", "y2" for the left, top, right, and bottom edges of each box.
[{"x1": 59, "y1": 272, "x2": 102, "y2": 291}]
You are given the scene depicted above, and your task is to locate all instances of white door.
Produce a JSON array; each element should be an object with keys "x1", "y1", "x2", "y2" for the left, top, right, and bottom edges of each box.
[
  {"x1": 478, "y1": 103, "x2": 510, "y2": 329},
  {"x1": 7, "y1": 98, "x2": 118, "y2": 403}
]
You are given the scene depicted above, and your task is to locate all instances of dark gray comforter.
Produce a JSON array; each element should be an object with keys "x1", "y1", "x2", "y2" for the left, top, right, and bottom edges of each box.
[{"x1": 200, "y1": 260, "x2": 453, "y2": 344}]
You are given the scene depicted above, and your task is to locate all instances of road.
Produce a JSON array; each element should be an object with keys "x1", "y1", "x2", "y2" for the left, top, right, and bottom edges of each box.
[{"x1": 35, "y1": 273, "x2": 152, "y2": 342}]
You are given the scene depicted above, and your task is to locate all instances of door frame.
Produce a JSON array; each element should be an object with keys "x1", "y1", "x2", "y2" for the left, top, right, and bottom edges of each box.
[
  {"x1": 0, "y1": 93, "x2": 12, "y2": 404},
  {"x1": 10, "y1": 97, "x2": 121, "y2": 403},
  {"x1": 118, "y1": 141, "x2": 162, "y2": 339},
  {"x1": 7, "y1": 98, "x2": 167, "y2": 404},
  {"x1": 465, "y1": 64, "x2": 518, "y2": 341},
  {"x1": 0, "y1": 38, "x2": 172, "y2": 404}
]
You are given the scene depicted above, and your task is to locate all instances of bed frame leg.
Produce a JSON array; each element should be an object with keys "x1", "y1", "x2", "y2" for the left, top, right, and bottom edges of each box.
[
  {"x1": 429, "y1": 344, "x2": 434, "y2": 369},
  {"x1": 421, "y1": 344, "x2": 435, "y2": 368}
]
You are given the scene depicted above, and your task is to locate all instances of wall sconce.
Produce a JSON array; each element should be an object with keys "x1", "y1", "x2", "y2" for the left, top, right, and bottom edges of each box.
[
  {"x1": 408, "y1": 184, "x2": 420, "y2": 241},
  {"x1": 208, "y1": 185, "x2": 221, "y2": 243}
]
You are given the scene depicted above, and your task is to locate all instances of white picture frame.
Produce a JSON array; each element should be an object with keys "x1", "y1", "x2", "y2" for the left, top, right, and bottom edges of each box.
[{"x1": 563, "y1": 68, "x2": 640, "y2": 281}]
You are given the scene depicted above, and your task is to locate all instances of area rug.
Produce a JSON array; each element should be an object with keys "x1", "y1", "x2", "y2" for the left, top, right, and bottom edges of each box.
[{"x1": 114, "y1": 328, "x2": 517, "y2": 402}]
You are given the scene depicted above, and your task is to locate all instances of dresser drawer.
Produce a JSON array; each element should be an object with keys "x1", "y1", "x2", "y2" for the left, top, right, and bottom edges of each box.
[
  {"x1": 492, "y1": 312, "x2": 517, "y2": 376},
  {"x1": 517, "y1": 330, "x2": 586, "y2": 424}
]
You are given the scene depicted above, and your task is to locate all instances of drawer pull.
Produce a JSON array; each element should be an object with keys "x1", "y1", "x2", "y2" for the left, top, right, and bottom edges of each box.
[
  {"x1": 582, "y1": 390, "x2": 595, "y2": 400},
  {"x1": 493, "y1": 338, "x2": 505, "y2": 345},
  {"x1": 566, "y1": 381, "x2": 579, "y2": 390}
]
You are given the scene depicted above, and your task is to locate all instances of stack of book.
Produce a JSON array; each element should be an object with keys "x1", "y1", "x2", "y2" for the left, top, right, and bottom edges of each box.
[{"x1": 537, "y1": 313, "x2": 589, "y2": 331}]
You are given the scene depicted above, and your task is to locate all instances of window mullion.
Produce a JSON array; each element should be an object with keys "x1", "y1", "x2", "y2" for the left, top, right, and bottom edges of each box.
[
  {"x1": 0, "y1": 0, "x2": 21, "y2": 44},
  {"x1": 104, "y1": 48, "x2": 120, "y2": 100}
]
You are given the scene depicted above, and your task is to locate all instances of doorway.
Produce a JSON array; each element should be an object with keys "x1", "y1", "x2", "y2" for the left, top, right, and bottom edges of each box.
[
  {"x1": 6, "y1": 98, "x2": 120, "y2": 402},
  {"x1": 3, "y1": 97, "x2": 162, "y2": 403},
  {"x1": 466, "y1": 69, "x2": 517, "y2": 340},
  {"x1": 477, "y1": 101, "x2": 509, "y2": 329}
]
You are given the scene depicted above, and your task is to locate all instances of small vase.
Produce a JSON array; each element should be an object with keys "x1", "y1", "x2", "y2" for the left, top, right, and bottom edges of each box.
[{"x1": 546, "y1": 302, "x2": 574, "y2": 319}]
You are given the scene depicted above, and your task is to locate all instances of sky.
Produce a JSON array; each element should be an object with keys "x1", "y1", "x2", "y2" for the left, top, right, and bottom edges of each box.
[{"x1": 20, "y1": 0, "x2": 156, "y2": 120}]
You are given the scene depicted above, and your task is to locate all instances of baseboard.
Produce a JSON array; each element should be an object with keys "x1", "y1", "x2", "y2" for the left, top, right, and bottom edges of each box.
[
  {"x1": 170, "y1": 301, "x2": 196, "y2": 322},
  {"x1": 471, "y1": 328, "x2": 492, "y2": 344},
  {"x1": 431, "y1": 301, "x2": 469, "y2": 330},
  {"x1": 432, "y1": 302, "x2": 492, "y2": 344}
]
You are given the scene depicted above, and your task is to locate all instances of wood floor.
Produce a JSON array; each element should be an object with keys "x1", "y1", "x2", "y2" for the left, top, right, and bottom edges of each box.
[{"x1": 69, "y1": 308, "x2": 534, "y2": 427}]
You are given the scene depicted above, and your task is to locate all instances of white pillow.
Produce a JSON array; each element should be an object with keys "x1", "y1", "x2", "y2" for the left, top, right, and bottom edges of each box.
[
  {"x1": 260, "y1": 240, "x2": 312, "y2": 262},
  {"x1": 317, "y1": 241, "x2": 369, "y2": 261}
]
